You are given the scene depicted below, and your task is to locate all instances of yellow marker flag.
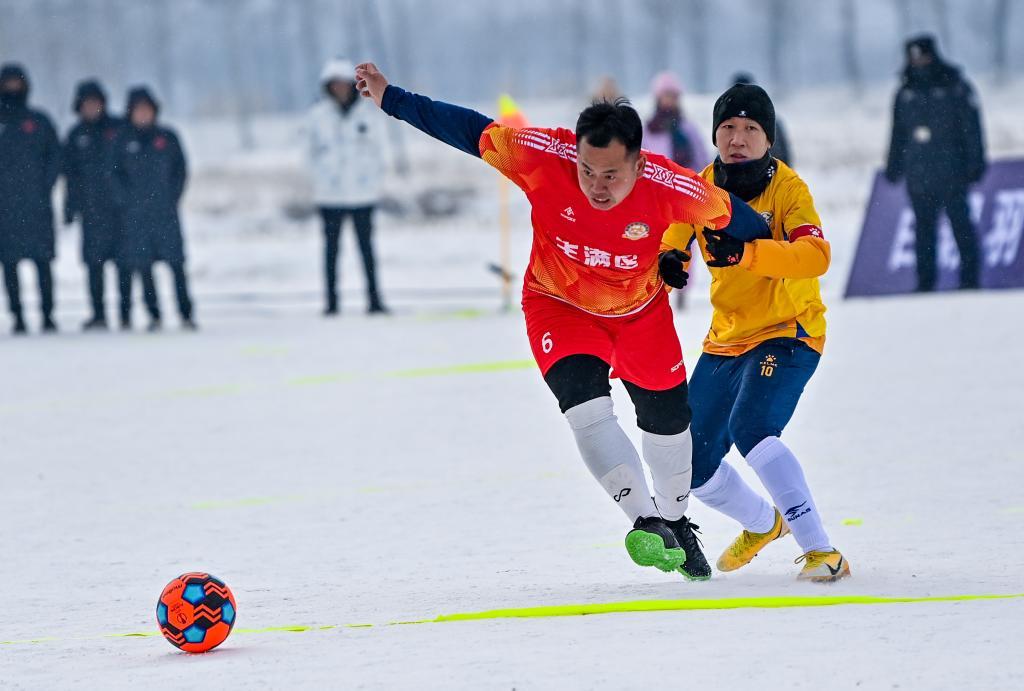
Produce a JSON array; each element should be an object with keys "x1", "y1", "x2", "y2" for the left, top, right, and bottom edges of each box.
[{"x1": 498, "y1": 94, "x2": 528, "y2": 129}]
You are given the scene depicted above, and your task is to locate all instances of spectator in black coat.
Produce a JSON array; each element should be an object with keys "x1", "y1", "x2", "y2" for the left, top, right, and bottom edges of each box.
[
  {"x1": 0, "y1": 63, "x2": 60, "y2": 335},
  {"x1": 885, "y1": 35, "x2": 986, "y2": 291},
  {"x1": 111, "y1": 87, "x2": 195, "y2": 331},
  {"x1": 63, "y1": 79, "x2": 127, "y2": 330}
]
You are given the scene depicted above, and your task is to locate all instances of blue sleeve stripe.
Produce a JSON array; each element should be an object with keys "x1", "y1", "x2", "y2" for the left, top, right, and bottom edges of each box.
[{"x1": 381, "y1": 85, "x2": 494, "y2": 158}]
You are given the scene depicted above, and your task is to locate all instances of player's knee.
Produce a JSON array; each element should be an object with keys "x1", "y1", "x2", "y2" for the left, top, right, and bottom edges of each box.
[
  {"x1": 690, "y1": 456, "x2": 721, "y2": 490},
  {"x1": 544, "y1": 354, "x2": 611, "y2": 413},
  {"x1": 730, "y1": 417, "x2": 781, "y2": 458},
  {"x1": 631, "y1": 382, "x2": 691, "y2": 435}
]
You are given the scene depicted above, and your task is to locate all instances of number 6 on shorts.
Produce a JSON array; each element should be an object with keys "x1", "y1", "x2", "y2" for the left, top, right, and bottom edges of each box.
[{"x1": 541, "y1": 331, "x2": 553, "y2": 354}]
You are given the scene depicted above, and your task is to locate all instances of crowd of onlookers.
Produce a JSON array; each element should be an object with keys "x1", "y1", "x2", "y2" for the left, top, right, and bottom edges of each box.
[{"x1": 0, "y1": 63, "x2": 194, "y2": 335}]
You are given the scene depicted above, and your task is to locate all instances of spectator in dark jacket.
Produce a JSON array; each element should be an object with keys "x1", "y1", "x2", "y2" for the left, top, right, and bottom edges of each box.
[
  {"x1": 111, "y1": 87, "x2": 195, "y2": 331},
  {"x1": 0, "y1": 63, "x2": 61, "y2": 335},
  {"x1": 885, "y1": 35, "x2": 986, "y2": 291},
  {"x1": 63, "y1": 79, "x2": 126, "y2": 330}
]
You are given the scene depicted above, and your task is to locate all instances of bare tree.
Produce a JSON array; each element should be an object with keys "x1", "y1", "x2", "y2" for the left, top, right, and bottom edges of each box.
[
  {"x1": 894, "y1": 0, "x2": 913, "y2": 39},
  {"x1": 993, "y1": 0, "x2": 1010, "y2": 85},
  {"x1": 686, "y1": 0, "x2": 709, "y2": 93},
  {"x1": 931, "y1": 0, "x2": 951, "y2": 52},
  {"x1": 841, "y1": 0, "x2": 863, "y2": 94},
  {"x1": 766, "y1": 0, "x2": 786, "y2": 94},
  {"x1": 221, "y1": 0, "x2": 255, "y2": 148}
]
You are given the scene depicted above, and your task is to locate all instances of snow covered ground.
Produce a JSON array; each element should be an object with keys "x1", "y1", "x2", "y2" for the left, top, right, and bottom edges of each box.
[{"x1": 3, "y1": 79, "x2": 1024, "y2": 689}]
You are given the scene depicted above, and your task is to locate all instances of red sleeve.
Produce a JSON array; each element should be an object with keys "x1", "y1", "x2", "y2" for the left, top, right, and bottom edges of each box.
[
  {"x1": 643, "y1": 157, "x2": 732, "y2": 229},
  {"x1": 479, "y1": 125, "x2": 573, "y2": 193}
]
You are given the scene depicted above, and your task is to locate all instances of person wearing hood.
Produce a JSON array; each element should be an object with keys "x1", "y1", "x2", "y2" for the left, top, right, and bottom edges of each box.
[
  {"x1": 63, "y1": 79, "x2": 126, "y2": 330},
  {"x1": 660, "y1": 83, "x2": 850, "y2": 582},
  {"x1": 110, "y1": 86, "x2": 195, "y2": 331},
  {"x1": 0, "y1": 63, "x2": 61, "y2": 335},
  {"x1": 643, "y1": 71, "x2": 709, "y2": 172},
  {"x1": 885, "y1": 35, "x2": 985, "y2": 292},
  {"x1": 307, "y1": 58, "x2": 387, "y2": 316}
]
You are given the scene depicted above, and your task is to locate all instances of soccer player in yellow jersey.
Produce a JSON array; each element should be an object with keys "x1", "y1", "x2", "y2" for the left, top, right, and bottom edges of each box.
[{"x1": 660, "y1": 84, "x2": 850, "y2": 582}]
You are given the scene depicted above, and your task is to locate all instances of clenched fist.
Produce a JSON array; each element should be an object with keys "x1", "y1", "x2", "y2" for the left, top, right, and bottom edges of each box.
[{"x1": 355, "y1": 63, "x2": 389, "y2": 108}]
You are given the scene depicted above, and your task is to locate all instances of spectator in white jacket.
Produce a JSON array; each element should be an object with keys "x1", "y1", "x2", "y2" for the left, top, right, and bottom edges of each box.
[{"x1": 307, "y1": 58, "x2": 387, "y2": 315}]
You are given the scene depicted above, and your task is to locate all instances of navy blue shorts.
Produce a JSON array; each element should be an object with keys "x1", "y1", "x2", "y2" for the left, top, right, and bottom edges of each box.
[{"x1": 689, "y1": 338, "x2": 820, "y2": 488}]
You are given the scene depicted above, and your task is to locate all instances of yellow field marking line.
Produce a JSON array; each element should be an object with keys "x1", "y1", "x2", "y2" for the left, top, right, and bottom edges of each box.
[{"x1": 4, "y1": 593, "x2": 1022, "y2": 646}]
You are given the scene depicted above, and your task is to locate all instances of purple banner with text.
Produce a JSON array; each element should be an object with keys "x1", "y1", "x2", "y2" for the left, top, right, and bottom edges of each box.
[{"x1": 845, "y1": 160, "x2": 1024, "y2": 297}]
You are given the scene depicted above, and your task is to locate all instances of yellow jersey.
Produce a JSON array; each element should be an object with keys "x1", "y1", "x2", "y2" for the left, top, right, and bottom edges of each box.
[{"x1": 663, "y1": 160, "x2": 830, "y2": 357}]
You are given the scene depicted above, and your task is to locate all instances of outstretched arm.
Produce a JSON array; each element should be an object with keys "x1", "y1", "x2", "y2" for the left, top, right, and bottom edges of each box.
[{"x1": 356, "y1": 62, "x2": 493, "y2": 158}]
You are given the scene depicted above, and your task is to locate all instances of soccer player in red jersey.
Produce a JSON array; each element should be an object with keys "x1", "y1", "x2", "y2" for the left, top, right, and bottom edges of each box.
[{"x1": 356, "y1": 63, "x2": 769, "y2": 580}]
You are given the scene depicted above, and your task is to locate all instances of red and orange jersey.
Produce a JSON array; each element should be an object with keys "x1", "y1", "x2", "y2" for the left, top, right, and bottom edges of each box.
[{"x1": 479, "y1": 124, "x2": 731, "y2": 317}]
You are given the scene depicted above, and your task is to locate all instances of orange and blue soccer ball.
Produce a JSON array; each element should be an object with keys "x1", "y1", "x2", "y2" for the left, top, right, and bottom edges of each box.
[{"x1": 157, "y1": 572, "x2": 237, "y2": 653}]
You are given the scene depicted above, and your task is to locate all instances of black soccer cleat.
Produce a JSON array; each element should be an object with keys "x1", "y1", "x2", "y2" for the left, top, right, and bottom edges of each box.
[
  {"x1": 625, "y1": 516, "x2": 687, "y2": 573},
  {"x1": 665, "y1": 515, "x2": 712, "y2": 581}
]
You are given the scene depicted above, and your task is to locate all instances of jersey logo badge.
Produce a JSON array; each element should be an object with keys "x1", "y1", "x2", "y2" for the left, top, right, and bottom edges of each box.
[
  {"x1": 623, "y1": 222, "x2": 650, "y2": 240},
  {"x1": 561, "y1": 206, "x2": 576, "y2": 222},
  {"x1": 760, "y1": 211, "x2": 774, "y2": 227}
]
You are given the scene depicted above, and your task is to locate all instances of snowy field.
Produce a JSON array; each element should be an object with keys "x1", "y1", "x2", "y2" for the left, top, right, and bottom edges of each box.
[{"x1": 3, "y1": 80, "x2": 1024, "y2": 689}]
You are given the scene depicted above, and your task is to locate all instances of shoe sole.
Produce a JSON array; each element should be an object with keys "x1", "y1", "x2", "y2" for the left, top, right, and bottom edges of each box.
[
  {"x1": 625, "y1": 530, "x2": 686, "y2": 573},
  {"x1": 717, "y1": 522, "x2": 791, "y2": 572},
  {"x1": 798, "y1": 563, "x2": 852, "y2": 583},
  {"x1": 679, "y1": 567, "x2": 711, "y2": 582}
]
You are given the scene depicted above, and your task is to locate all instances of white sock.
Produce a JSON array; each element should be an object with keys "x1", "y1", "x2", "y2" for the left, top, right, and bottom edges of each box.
[
  {"x1": 565, "y1": 397, "x2": 658, "y2": 522},
  {"x1": 692, "y1": 461, "x2": 776, "y2": 533},
  {"x1": 642, "y1": 429, "x2": 693, "y2": 520},
  {"x1": 746, "y1": 436, "x2": 831, "y2": 553}
]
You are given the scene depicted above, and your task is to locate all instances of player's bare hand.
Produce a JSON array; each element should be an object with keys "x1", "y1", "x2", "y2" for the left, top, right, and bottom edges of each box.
[{"x1": 355, "y1": 62, "x2": 388, "y2": 108}]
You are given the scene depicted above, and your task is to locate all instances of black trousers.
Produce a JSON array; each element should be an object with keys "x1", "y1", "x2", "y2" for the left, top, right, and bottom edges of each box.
[
  {"x1": 85, "y1": 259, "x2": 131, "y2": 321},
  {"x1": 909, "y1": 187, "x2": 980, "y2": 290},
  {"x1": 320, "y1": 206, "x2": 381, "y2": 309},
  {"x1": 119, "y1": 262, "x2": 193, "y2": 321},
  {"x1": 2, "y1": 259, "x2": 54, "y2": 318}
]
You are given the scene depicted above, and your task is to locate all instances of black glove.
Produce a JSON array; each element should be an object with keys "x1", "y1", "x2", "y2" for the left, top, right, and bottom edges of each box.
[
  {"x1": 703, "y1": 228, "x2": 746, "y2": 268},
  {"x1": 658, "y1": 249, "x2": 690, "y2": 289}
]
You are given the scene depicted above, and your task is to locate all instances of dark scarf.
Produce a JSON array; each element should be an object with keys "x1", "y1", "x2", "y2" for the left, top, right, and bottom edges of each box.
[
  {"x1": 712, "y1": 151, "x2": 776, "y2": 202},
  {"x1": 0, "y1": 90, "x2": 27, "y2": 118}
]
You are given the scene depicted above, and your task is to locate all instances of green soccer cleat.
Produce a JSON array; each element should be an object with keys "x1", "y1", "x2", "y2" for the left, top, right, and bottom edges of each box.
[{"x1": 625, "y1": 516, "x2": 687, "y2": 573}]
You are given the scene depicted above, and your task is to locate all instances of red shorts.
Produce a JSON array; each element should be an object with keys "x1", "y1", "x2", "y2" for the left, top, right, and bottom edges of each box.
[{"x1": 523, "y1": 290, "x2": 687, "y2": 391}]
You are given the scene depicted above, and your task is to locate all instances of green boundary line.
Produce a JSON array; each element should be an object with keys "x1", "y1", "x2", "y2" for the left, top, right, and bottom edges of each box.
[
  {"x1": 4, "y1": 593, "x2": 1021, "y2": 646},
  {"x1": 389, "y1": 359, "x2": 535, "y2": 379},
  {"x1": 430, "y1": 592, "x2": 1024, "y2": 622}
]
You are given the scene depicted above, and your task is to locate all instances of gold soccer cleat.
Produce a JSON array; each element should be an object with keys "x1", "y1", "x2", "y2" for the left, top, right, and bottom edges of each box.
[
  {"x1": 795, "y1": 549, "x2": 851, "y2": 583},
  {"x1": 716, "y1": 508, "x2": 791, "y2": 572}
]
